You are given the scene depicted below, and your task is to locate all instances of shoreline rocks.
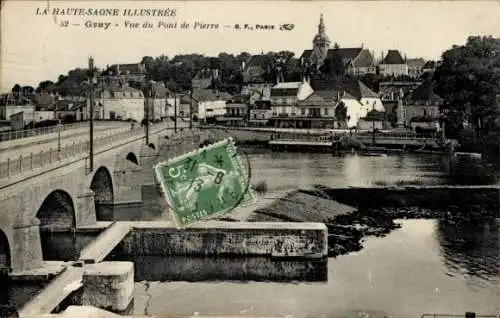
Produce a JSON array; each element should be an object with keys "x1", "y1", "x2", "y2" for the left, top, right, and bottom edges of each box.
[{"x1": 239, "y1": 186, "x2": 498, "y2": 258}]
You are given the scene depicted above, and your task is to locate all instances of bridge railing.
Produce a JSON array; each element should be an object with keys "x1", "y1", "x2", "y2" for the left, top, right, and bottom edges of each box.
[
  {"x1": 0, "y1": 125, "x2": 150, "y2": 180},
  {"x1": 0, "y1": 121, "x2": 128, "y2": 142}
]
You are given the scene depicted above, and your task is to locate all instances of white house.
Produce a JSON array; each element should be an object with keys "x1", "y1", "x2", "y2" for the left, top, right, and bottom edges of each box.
[
  {"x1": 308, "y1": 78, "x2": 384, "y2": 129},
  {"x1": 378, "y1": 50, "x2": 409, "y2": 77},
  {"x1": 180, "y1": 89, "x2": 232, "y2": 122},
  {"x1": 269, "y1": 80, "x2": 316, "y2": 128},
  {"x1": 95, "y1": 85, "x2": 145, "y2": 122}
]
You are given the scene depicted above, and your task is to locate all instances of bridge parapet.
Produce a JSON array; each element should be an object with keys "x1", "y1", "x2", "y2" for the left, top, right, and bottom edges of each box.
[{"x1": 0, "y1": 124, "x2": 171, "y2": 182}]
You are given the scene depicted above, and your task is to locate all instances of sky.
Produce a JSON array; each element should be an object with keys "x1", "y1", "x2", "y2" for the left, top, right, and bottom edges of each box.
[{"x1": 1, "y1": 0, "x2": 500, "y2": 92}]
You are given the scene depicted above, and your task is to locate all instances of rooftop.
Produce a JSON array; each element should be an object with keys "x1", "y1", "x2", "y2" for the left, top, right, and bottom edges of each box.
[{"x1": 381, "y1": 50, "x2": 406, "y2": 65}]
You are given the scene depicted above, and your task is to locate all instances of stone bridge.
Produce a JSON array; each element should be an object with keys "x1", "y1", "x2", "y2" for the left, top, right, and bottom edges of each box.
[{"x1": 0, "y1": 121, "x2": 196, "y2": 273}]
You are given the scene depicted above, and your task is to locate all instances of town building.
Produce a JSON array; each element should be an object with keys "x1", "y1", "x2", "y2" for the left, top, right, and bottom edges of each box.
[
  {"x1": 378, "y1": 80, "x2": 422, "y2": 102},
  {"x1": 299, "y1": 15, "x2": 376, "y2": 76},
  {"x1": 0, "y1": 93, "x2": 57, "y2": 127},
  {"x1": 191, "y1": 67, "x2": 221, "y2": 89},
  {"x1": 100, "y1": 63, "x2": 147, "y2": 85},
  {"x1": 249, "y1": 100, "x2": 273, "y2": 127},
  {"x1": 378, "y1": 50, "x2": 409, "y2": 77},
  {"x1": 357, "y1": 110, "x2": 387, "y2": 130},
  {"x1": 242, "y1": 55, "x2": 270, "y2": 84},
  {"x1": 180, "y1": 88, "x2": 232, "y2": 123},
  {"x1": 296, "y1": 90, "x2": 339, "y2": 128},
  {"x1": 143, "y1": 82, "x2": 173, "y2": 121},
  {"x1": 310, "y1": 78, "x2": 385, "y2": 128},
  {"x1": 93, "y1": 84, "x2": 145, "y2": 122},
  {"x1": 269, "y1": 80, "x2": 314, "y2": 128},
  {"x1": 241, "y1": 83, "x2": 272, "y2": 105},
  {"x1": 401, "y1": 82, "x2": 443, "y2": 132},
  {"x1": 406, "y1": 58, "x2": 426, "y2": 78},
  {"x1": 221, "y1": 95, "x2": 249, "y2": 126}
]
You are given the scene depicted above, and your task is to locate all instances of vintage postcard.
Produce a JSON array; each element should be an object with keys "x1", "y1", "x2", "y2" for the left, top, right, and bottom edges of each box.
[{"x1": 0, "y1": 1, "x2": 499, "y2": 318}]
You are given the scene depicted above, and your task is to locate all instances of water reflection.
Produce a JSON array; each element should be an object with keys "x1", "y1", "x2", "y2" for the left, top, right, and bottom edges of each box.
[
  {"x1": 245, "y1": 150, "x2": 499, "y2": 191},
  {"x1": 436, "y1": 218, "x2": 500, "y2": 285},
  {"x1": 107, "y1": 255, "x2": 328, "y2": 283},
  {"x1": 439, "y1": 155, "x2": 500, "y2": 185}
]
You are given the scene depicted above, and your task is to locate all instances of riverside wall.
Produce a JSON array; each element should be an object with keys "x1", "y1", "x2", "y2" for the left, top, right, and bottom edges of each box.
[{"x1": 307, "y1": 186, "x2": 500, "y2": 213}]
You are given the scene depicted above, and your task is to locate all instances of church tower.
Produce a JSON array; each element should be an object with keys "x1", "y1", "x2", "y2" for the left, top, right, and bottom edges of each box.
[{"x1": 311, "y1": 14, "x2": 331, "y2": 69}]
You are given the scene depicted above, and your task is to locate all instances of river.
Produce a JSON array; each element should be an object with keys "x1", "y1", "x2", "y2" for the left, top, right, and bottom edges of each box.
[
  {"x1": 133, "y1": 219, "x2": 499, "y2": 318},
  {"x1": 127, "y1": 150, "x2": 499, "y2": 317},
  {"x1": 4, "y1": 150, "x2": 500, "y2": 317}
]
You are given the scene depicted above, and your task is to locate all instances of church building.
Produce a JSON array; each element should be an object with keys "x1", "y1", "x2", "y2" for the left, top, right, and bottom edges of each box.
[{"x1": 299, "y1": 14, "x2": 376, "y2": 78}]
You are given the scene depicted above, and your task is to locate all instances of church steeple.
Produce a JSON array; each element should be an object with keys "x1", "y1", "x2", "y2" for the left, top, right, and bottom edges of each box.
[
  {"x1": 318, "y1": 13, "x2": 325, "y2": 34},
  {"x1": 310, "y1": 13, "x2": 331, "y2": 69}
]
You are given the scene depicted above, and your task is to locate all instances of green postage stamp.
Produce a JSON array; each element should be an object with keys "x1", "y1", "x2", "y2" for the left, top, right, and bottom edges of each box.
[{"x1": 154, "y1": 138, "x2": 254, "y2": 227}]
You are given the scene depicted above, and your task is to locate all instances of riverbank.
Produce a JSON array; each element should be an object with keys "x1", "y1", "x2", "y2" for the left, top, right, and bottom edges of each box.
[{"x1": 234, "y1": 186, "x2": 499, "y2": 257}]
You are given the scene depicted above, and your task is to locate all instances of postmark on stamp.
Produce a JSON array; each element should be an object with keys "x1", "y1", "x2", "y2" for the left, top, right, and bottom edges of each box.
[{"x1": 154, "y1": 137, "x2": 254, "y2": 227}]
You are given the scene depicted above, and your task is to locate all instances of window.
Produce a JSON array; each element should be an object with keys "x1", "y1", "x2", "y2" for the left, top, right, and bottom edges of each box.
[
  {"x1": 324, "y1": 108, "x2": 328, "y2": 115},
  {"x1": 301, "y1": 108, "x2": 306, "y2": 116},
  {"x1": 253, "y1": 114, "x2": 257, "y2": 119}
]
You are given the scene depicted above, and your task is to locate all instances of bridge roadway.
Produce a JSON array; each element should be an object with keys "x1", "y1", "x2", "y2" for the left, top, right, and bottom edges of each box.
[{"x1": 0, "y1": 123, "x2": 131, "y2": 159}]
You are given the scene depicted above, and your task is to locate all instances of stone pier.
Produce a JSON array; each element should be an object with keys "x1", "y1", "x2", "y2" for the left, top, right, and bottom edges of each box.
[
  {"x1": 75, "y1": 190, "x2": 97, "y2": 227},
  {"x1": 11, "y1": 220, "x2": 43, "y2": 272},
  {"x1": 81, "y1": 262, "x2": 135, "y2": 313},
  {"x1": 113, "y1": 162, "x2": 143, "y2": 205}
]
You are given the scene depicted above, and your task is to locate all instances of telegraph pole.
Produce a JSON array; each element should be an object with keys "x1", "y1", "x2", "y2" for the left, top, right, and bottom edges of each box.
[
  {"x1": 88, "y1": 56, "x2": 95, "y2": 172},
  {"x1": 189, "y1": 88, "x2": 193, "y2": 129},
  {"x1": 371, "y1": 103, "x2": 376, "y2": 145},
  {"x1": 145, "y1": 80, "x2": 152, "y2": 145},
  {"x1": 174, "y1": 91, "x2": 177, "y2": 133}
]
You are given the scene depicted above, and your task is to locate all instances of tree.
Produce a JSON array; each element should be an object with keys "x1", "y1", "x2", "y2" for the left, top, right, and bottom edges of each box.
[
  {"x1": 11, "y1": 84, "x2": 21, "y2": 99},
  {"x1": 36, "y1": 80, "x2": 55, "y2": 93},
  {"x1": 21, "y1": 86, "x2": 35, "y2": 96},
  {"x1": 433, "y1": 36, "x2": 500, "y2": 136},
  {"x1": 335, "y1": 101, "x2": 347, "y2": 122}
]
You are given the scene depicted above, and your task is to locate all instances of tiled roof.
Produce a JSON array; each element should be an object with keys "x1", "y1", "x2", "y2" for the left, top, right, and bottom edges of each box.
[
  {"x1": 310, "y1": 90, "x2": 341, "y2": 101},
  {"x1": 243, "y1": 55, "x2": 270, "y2": 83},
  {"x1": 381, "y1": 50, "x2": 405, "y2": 65},
  {"x1": 351, "y1": 49, "x2": 374, "y2": 68},
  {"x1": 358, "y1": 81, "x2": 380, "y2": 98},
  {"x1": 342, "y1": 92, "x2": 358, "y2": 100},
  {"x1": 33, "y1": 93, "x2": 55, "y2": 106},
  {"x1": 300, "y1": 48, "x2": 363, "y2": 63},
  {"x1": 310, "y1": 78, "x2": 379, "y2": 100},
  {"x1": 406, "y1": 58, "x2": 426, "y2": 69}
]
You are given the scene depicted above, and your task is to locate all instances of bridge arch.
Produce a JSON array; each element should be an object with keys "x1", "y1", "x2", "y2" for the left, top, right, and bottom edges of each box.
[
  {"x1": 126, "y1": 152, "x2": 139, "y2": 165},
  {"x1": 0, "y1": 229, "x2": 11, "y2": 273},
  {"x1": 90, "y1": 166, "x2": 114, "y2": 221},
  {"x1": 37, "y1": 190, "x2": 76, "y2": 230}
]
